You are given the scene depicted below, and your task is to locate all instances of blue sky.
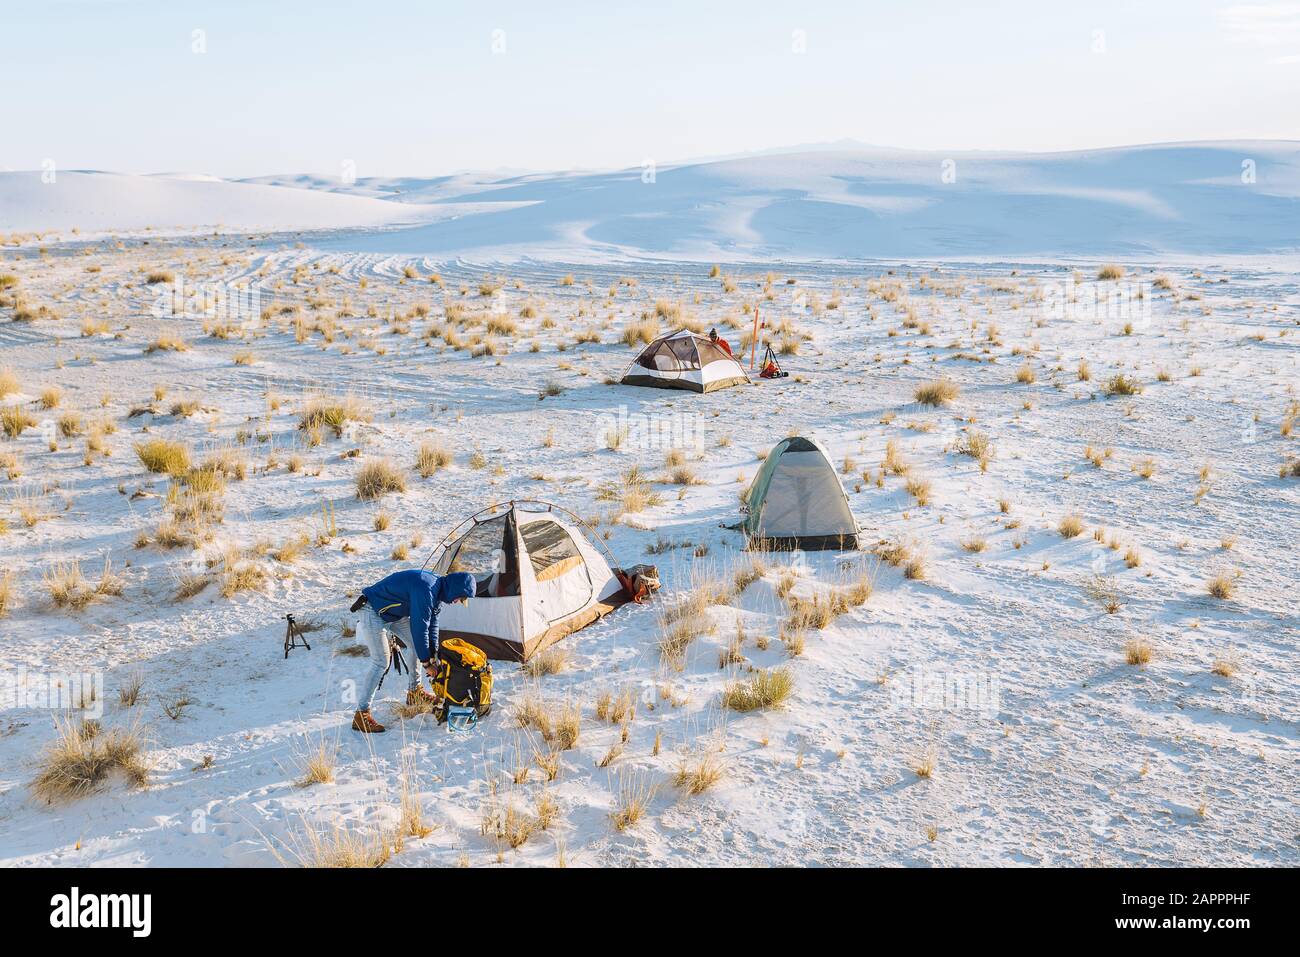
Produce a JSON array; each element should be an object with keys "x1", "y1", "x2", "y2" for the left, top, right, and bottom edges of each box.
[{"x1": 5, "y1": 0, "x2": 1298, "y2": 178}]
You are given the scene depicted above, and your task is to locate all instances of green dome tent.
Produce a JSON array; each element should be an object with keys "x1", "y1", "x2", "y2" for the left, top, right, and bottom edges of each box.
[{"x1": 741, "y1": 436, "x2": 860, "y2": 550}]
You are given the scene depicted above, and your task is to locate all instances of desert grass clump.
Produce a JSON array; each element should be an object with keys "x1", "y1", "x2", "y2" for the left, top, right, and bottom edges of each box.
[
  {"x1": 415, "y1": 441, "x2": 453, "y2": 478},
  {"x1": 1206, "y1": 571, "x2": 1236, "y2": 600},
  {"x1": 786, "y1": 591, "x2": 847, "y2": 632},
  {"x1": 57, "y1": 410, "x2": 84, "y2": 437},
  {"x1": 658, "y1": 612, "x2": 716, "y2": 670},
  {"x1": 31, "y1": 716, "x2": 149, "y2": 804},
  {"x1": 480, "y1": 799, "x2": 541, "y2": 850},
  {"x1": 144, "y1": 336, "x2": 190, "y2": 354},
  {"x1": 275, "y1": 531, "x2": 311, "y2": 564},
  {"x1": 1124, "y1": 638, "x2": 1153, "y2": 666},
  {"x1": 1015, "y1": 364, "x2": 1036, "y2": 384},
  {"x1": 271, "y1": 818, "x2": 394, "y2": 869},
  {"x1": 621, "y1": 316, "x2": 660, "y2": 346},
  {"x1": 598, "y1": 465, "x2": 663, "y2": 516},
  {"x1": 1210, "y1": 655, "x2": 1238, "y2": 678},
  {"x1": 611, "y1": 771, "x2": 657, "y2": 831},
  {"x1": 134, "y1": 438, "x2": 191, "y2": 476},
  {"x1": 118, "y1": 671, "x2": 144, "y2": 708},
  {"x1": 721, "y1": 667, "x2": 794, "y2": 712},
  {"x1": 0, "y1": 569, "x2": 15, "y2": 618},
  {"x1": 355, "y1": 458, "x2": 407, "y2": 500},
  {"x1": 883, "y1": 438, "x2": 910, "y2": 475},
  {"x1": 524, "y1": 646, "x2": 568, "y2": 678},
  {"x1": 1058, "y1": 513, "x2": 1084, "y2": 538},
  {"x1": 44, "y1": 559, "x2": 124, "y2": 610},
  {"x1": 914, "y1": 378, "x2": 959, "y2": 407},
  {"x1": 173, "y1": 571, "x2": 210, "y2": 600},
  {"x1": 674, "y1": 749, "x2": 723, "y2": 796},
  {"x1": 1, "y1": 405, "x2": 37, "y2": 438},
  {"x1": 294, "y1": 732, "x2": 339, "y2": 787},
  {"x1": 1103, "y1": 373, "x2": 1143, "y2": 397},
  {"x1": 953, "y1": 430, "x2": 994, "y2": 469},
  {"x1": 218, "y1": 547, "x2": 267, "y2": 598},
  {"x1": 905, "y1": 475, "x2": 932, "y2": 505},
  {"x1": 1097, "y1": 264, "x2": 1125, "y2": 280},
  {"x1": 1083, "y1": 573, "x2": 1122, "y2": 615},
  {"x1": 298, "y1": 393, "x2": 369, "y2": 438}
]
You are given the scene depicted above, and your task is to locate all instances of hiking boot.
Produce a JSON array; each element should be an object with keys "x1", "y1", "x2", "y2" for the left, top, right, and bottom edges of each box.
[
  {"x1": 352, "y1": 709, "x2": 386, "y2": 733},
  {"x1": 406, "y1": 687, "x2": 439, "y2": 709}
]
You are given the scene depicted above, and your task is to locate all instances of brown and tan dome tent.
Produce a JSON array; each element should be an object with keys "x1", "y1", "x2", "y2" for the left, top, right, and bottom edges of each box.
[
  {"x1": 423, "y1": 501, "x2": 657, "y2": 662},
  {"x1": 621, "y1": 329, "x2": 751, "y2": 393}
]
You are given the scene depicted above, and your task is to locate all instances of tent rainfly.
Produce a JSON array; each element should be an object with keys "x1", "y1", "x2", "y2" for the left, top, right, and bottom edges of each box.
[
  {"x1": 741, "y1": 436, "x2": 861, "y2": 550},
  {"x1": 620, "y1": 329, "x2": 751, "y2": 393},
  {"x1": 425, "y1": 502, "x2": 652, "y2": 661}
]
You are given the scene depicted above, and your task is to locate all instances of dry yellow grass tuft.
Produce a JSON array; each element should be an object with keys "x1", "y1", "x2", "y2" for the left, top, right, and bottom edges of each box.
[
  {"x1": 721, "y1": 667, "x2": 794, "y2": 712},
  {"x1": 356, "y1": 458, "x2": 408, "y2": 500},
  {"x1": 914, "y1": 378, "x2": 959, "y2": 407},
  {"x1": 298, "y1": 394, "x2": 369, "y2": 438},
  {"x1": 1, "y1": 405, "x2": 37, "y2": 438},
  {"x1": 144, "y1": 336, "x2": 190, "y2": 354},
  {"x1": 1058, "y1": 513, "x2": 1084, "y2": 538},
  {"x1": 524, "y1": 646, "x2": 568, "y2": 678},
  {"x1": 294, "y1": 732, "x2": 338, "y2": 787},
  {"x1": 674, "y1": 750, "x2": 723, "y2": 796},
  {"x1": 1124, "y1": 638, "x2": 1153, "y2": 666},
  {"x1": 0, "y1": 569, "x2": 15, "y2": 618},
  {"x1": 1103, "y1": 374, "x2": 1143, "y2": 397},
  {"x1": 44, "y1": 559, "x2": 124, "y2": 610},
  {"x1": 270, "y1": 818, "x2": 393, "y2": 868},
  {"x1": 611, "y1": 771, "x2": 657, "y2": 831},
  {"x1": 134, "y1": 438, "x2": 191, "y2": 476},
  {"x1": 1206, "y1": 571, "x2": 1235, "y2": 600},
  {"x1": 31, "y1": 716, "x2": 149, "y2": 804},
  {"x1": 415, "y1": 441, "x2": 453, "y2": 478}
]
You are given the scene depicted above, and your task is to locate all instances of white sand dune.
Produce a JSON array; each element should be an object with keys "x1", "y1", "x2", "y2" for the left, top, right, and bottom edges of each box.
[
  {"x1": 294, "y1": 141, "x2": 1300, "y2": 261},
  {"x1": 4, "y1": 142, "x2": 1296, "y2": 260},
  {"x1": 0, "y1": 170, "x2": 514, "y2": 238}
]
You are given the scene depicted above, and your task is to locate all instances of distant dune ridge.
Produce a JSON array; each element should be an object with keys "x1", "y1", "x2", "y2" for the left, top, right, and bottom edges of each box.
[{"x1": 3, "y1": 141, "x2": 1297, "y2": 259}]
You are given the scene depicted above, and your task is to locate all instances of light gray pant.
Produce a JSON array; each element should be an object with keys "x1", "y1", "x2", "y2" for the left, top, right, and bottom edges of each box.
[{"x1": 355, "y1": 606, "x2": 424, "y2": 712}]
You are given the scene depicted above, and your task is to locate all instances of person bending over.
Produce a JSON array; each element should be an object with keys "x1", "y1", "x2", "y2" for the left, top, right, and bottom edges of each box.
[{"x1": 350, "y1": 568, "x2": 475, "y2": 733}]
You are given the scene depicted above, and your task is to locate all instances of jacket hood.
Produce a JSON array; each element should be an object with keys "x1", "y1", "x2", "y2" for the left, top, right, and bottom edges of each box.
[{"x1": 438, "y1": 571, "x2": 476, "y2": 605}]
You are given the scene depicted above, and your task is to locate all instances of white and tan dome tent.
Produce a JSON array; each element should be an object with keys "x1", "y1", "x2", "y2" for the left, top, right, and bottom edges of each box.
[
  {"x1": 741, "y1": 436, "x2": 860, "y2": 551},
  {"x1": 423, "y1": 501, "x2": 656, "y2": 662},
  {"x1": 621, "y1": 329, "x2": 751, "y2": 393}
]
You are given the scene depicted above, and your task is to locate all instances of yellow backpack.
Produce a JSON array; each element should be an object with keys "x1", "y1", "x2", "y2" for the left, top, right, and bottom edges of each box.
[{"x1": 430, "y1": 638, "x2": 493, "y2": 725}]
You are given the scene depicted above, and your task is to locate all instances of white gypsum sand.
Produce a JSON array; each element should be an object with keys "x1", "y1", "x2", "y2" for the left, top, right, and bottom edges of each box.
[{"x1": 0, "y1": 184, "x2": 1296, "y2": 867}]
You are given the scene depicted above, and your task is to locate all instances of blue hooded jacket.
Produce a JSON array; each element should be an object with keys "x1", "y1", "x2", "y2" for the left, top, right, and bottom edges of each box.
[{"x1": 361, "y1": 569, "x2": 476, "y2": 662}]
